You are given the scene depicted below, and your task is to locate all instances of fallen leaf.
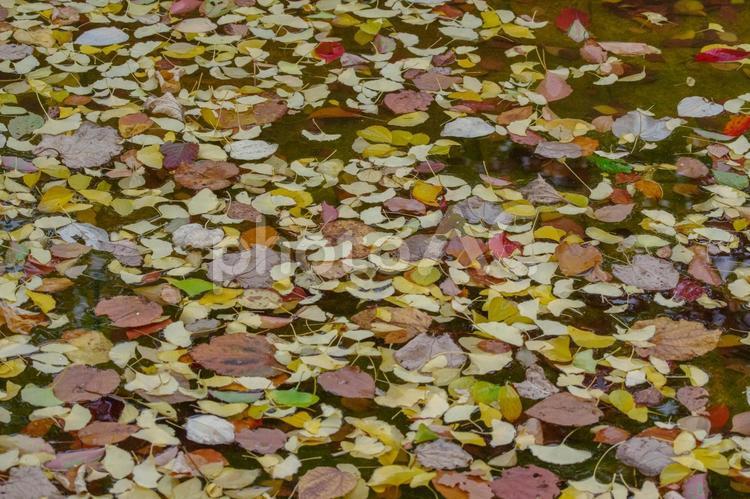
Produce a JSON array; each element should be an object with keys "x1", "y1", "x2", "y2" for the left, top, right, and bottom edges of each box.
[
  {"x1": 415, "y1": 440, "x2": 473, "y2": 470},
  {"x1": 490, "y1": 465, "x2": 560, "y2": 499},
  {"x1": 394, "y1": 333, "x2": 466, "y2": 371},
  {"x1": 34, "y1": 122, "x2": 122, "y2": 169},
  {"x1": 174, "y1": 160, "x2": 239, "y2": 191},
  {"x1": 616, "y1": 436, "x2": 674, "y2": 476},
  {"x1": 94, "y1": 296, "x2": 163, "y2": 328},
  {"x1": 612, "y1": 255, "x2": 679, "y2": 291},
  {"x1": 236, "y1": 428, "x2": 287, "y2": 455},
  {"x1": 52, "y1": 365, "x2": 120, "y2": 403},
  {"x1": 298, "y1": 466, "x2": 357, "y2": 499},
  {"x1": 78, "y1": 421, "x2": 138, "y2": 446},
  {"x1": 525, "y1": 392, "x2": 603, "y2": 426},
  {"x1": 555, "y1": 242, "x2": 602, "y2": 276},
  {"x1": 190, "y1": 333, "x2": 281, "y2": 377},
  {"x1": 633, "y1": 317, "x2": 721, "y2": 361},
  {"x1": 318, "y1": 366, "x2": 376, "y2": 398}
]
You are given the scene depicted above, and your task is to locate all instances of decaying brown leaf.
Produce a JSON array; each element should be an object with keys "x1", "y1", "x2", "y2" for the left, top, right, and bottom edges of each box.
[
  {"x1": 633, "y1": 317, "x2": 721, "y2": 361},
  {"x1": 190, "y1": 334, "x2": 281, "y2": 377},
  {"x1": 525, "y1": 392, "x2": 603, "y2": 427}
]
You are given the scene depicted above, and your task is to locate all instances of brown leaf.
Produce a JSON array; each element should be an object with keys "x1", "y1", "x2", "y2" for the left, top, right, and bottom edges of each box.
[
  {"x1": 615, "y1": 437, "x2": 674, "y2": 476},
  {"x1": 118, "y1": 112, "x2": 153, "y2": 138},
  {"x1": 593, "y1": 203, "x2": 634, "y2": 222},
  {"x1": 52, "y1": 365, "x2": 120, "y2": 403},
  {"x1": 160, "y1": 142, "x2": 199, "y2": 170},
  {"x1": 298, "y1": 466, "x2": 357, "y2": 499},
  {"x1": 633, "y1": 317, "x2": 721, "y2": 361},
  {"x1": 94, "y1": 296, "x2": 163, "y2": 328},
  {"x1": 520, "y1": 175, "x2": 563, "y2": 205},
  {"x1": 174, "y1": 160, "x2": 239, "y2": 190},
  {"x1": 321, "y1": 219, "x2": 375, "y2": 259},
  {"x1": 416, "y1": 440, "x2": 473, "y2": 470},
  {"x1": 394, "y1": 333, "x2": 466, "y2": 371},
  {"x1": 433, "y1": 471, "x2": 494, "y2": 499},
  {"x1": 207, "y1": 246, "x2": 287, "y2": 288},
  {"x1": 351, "y1": 306, "x2": 432, "y2": 344},
  {"x1": 688, "y1": 245, "x2": 722, "y2": 286},
  {"x1": 190, "y1": 333, "x2": 281, "y2": 377},
  {"x1": 593, "y1": 426, "x2": 631, "y2": 445},
  {"x1": 525, "y1": 392, "x2": 603, "y2": 427},
  {"x1": 676, "y1": 157, "x2": 709, "y2": 178},
  {"x1": 676, "y1": 386, "x2": 709, "y2": 414},
  {"x1": 731, "y1": 412, "x2": 750, "y2": 435},
  {"x1": 33, "y1": 122, "x2": 122, "y2": 170},
  {"x1": 384, "y1": 90, "x2": 433, "y2": 114},
  {"x1": 555, "y1": 242, "x2": 602, "y2": 276},
  {"x1": 78, "y1": 421, "x2": 138, "y2": 445},
  {"x1": 318, "y1": 366, "x2": 376, "y2": 398},
  {"x1": 235, "y1": 427, "x2": 287, "y2": 455},
  {"x1": 252, "y1": 100, "x2": 287, "y2": 124},
  {"x1": 0, "y1": 466, "x2": 64, "y2": 499},
  {"x1": 612, "y1": 254, "x2": 679, "y2": 291},
  {"x1": 536, "y1": 71, "x2": 573, "y2": 102},
  {"x1": 490, "y1": 465, "x2": 560, "y2": 499},
  {"x1": 0, "y1": 304, "x2": 48, "y2": 334}
]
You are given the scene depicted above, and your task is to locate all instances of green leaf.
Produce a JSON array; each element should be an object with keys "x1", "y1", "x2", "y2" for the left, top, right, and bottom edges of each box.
[
  {"x1": 471, "y1": 381, "x2": 499, "y2": 405},
  {"x1": 588, "y1": 155, "x2": 632, "y2": 174},
  {"x1": 414, "y1": 423, "x2": 439, "y2": 444},
  {"x1": 166, "y1": 278, "x2": 214, "y2": 297},
  {"x1": 269, "y1": 389, "x2": 320, "y2": 408},
  {"x1": 712, "y1": 169, "x2": 749, "y2": 189}
]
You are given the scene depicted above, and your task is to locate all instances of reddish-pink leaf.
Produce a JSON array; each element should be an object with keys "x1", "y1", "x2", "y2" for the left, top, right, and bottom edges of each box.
[
  {"x1": 555, "y1": 8, "x2": 589, "y2": 31},
  {"x1": 491, "y1": 465, "x2": 560, "y2": 499},
  {"x1": 52, "y1": 365, "x2": 120, "y2": 403},
  {"x1": 488, "y1": 232, "x2": 521, "y2": 259},
  {"x1": 94, "y1": 296, "x2": 163, "y2": 328},
  {"x1": 695, "y1": 47, "x2": 750, "y2": 63},
  {"x1": 314, "y1": 42, "x2": 345, "y2": 63},
  {"x1": 160, "y1": 142, "x2": 199, "y2": 170},
  {"x1": 319, "y1": 366, "x2": 376, "y2": 398}
]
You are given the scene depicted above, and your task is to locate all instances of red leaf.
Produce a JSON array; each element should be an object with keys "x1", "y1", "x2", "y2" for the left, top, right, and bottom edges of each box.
[
  {"x1": 160, "y1": 142, "x2": 199, "y2": 170},
  {"x1": 695, "y1": 47, "x2": 750, "y2": 63},
  {"x1": 723, "y1": 115, "x2": 750, "y2": 137},
  {"x1": 488, "y1": 232, "x2": 521, "y2": 259},
  {"x1": 672, "y1": 279, "x2": 706, "y2": 303},
  {"x1": 555, "y1": 8, "x2": 589, "y2": 31},
  {"x1": 314, "y1": 42, "x2": 345, "y2": 63},
  {"x1": 709, "y1": 404, "x2": 730, "y2": 432}
]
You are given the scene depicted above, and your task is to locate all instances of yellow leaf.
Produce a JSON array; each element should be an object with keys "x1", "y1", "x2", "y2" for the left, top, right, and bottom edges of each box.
[
  {"x1": 0, "y1": 359, "x2": 25, "y2": 378},
  {"x1": 568, "y1": 326, "x2": 615, "y2": 349},
  {"x1": 39, "y1": 185, "x2": 74, "y2": 213},
  {"x1": 608, "y1": 389, "x2": 635, "y2": 413},
  {"x1": 357, "y1": 125, "x2": 392, "y2": 144},
  {"x1": 79, "y1": 189, "x2": 113, "y2": 206},
  {"x1": 412, "y1": 181, "x2": 443, "y2": 207},
  {"x1": 478, "y1": 403, "x2": 502, "y2": 427},
  {"x1": 660, "y1": 463, "x2": 692, "y2": 485},
  {"x1": 136, "y1": 144, "x2": 163, "y2": 169},
  {"x1": 163, "y1": 42, "x2": 205, "y2": 59},
  {"x1": 498, "y1": 385, "x2": 522, "y2": 421},
  {"x1": 368, "y1": 465, "x2": 423, "y2": 492},
  {"x1": 540, "y1": 336, "x2": 572, "y2": 363},
  {"x1": 199, "y1": 288, "x2": 243, "y2": 305},
  {"x1": 25, "y1": 290, "x2": 56, "y2": 314},
  {"x1": 363, "y1": 143, "x2": 396, "y2": 157},
  {"x1": 534, "y1": 225, "x2": 566, "y2": 241},
  {"x1": 388, "y1": 111, "x2": 429, "y2": 127}
]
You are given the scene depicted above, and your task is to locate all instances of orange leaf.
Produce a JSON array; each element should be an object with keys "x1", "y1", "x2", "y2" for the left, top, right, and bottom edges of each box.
[{"x1": 634, "y1": 179, "x2": 663, "y2": 199}]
